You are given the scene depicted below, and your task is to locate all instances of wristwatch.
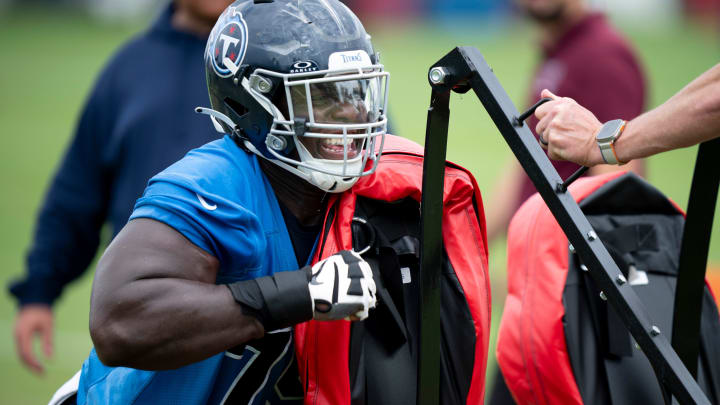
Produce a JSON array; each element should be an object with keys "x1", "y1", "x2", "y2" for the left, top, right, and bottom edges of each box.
[{"x1": 596, "y1": 119, "x2": 627, "y2": 165}]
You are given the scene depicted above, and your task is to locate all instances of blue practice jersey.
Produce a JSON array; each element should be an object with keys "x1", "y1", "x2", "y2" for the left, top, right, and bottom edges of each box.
[{"x1": 77, "y1": 136, "x2": 304, "y2": 404}]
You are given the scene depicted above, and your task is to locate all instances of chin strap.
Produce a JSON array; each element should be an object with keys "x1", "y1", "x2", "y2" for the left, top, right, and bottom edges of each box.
[{"x1": 294, "y1": 140, "x2": 361, "y2": 192}]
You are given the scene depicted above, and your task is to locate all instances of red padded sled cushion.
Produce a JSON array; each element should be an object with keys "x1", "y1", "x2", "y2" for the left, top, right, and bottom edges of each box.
[{"x1": 496, "y1": 171, "x2": 626, "y2": 405}]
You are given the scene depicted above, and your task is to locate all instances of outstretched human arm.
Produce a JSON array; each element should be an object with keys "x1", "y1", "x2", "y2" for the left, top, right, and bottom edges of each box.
[
  {"x1": 89, "y1": 218, "x2": 264, "y2": 370},
  {"x1": 90, "y1": 217, "x2": 376, "y2": 370},
  {"x1": 535, "y1": 63, "x2": 720, "y2": 166}
]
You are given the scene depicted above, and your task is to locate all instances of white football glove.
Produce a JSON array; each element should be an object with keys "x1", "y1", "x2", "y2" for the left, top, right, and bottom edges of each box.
[{"x1": 308, "y1": 250, "x2": 377, "y2": 321}]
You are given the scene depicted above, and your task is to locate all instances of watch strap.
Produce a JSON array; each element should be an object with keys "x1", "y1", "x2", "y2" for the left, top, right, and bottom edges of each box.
[
  {"x1": 600, "y1": 143, "x2": 617, "y2": 165},
  {"x1": 611, "y1": 120, "x2": 628, "y2": 165}
]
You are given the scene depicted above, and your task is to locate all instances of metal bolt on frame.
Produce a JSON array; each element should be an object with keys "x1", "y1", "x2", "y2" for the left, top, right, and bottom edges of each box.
[{"x1": 429, "y1": 67, "x2": 448, "y2": 84}]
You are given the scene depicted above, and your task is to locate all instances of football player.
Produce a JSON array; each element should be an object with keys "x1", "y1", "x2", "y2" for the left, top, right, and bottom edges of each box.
[
  {"x1": 51, "y1": 1, "x2": 490, "y2": 404},
  {"x1": 75, "y1": 0, "x2": 383, "y2": 403}
]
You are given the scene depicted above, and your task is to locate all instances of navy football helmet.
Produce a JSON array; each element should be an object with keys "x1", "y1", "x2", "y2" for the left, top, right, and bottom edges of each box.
[{"x1": 198, "y1": 0, "x2": 389, "y2": 193}]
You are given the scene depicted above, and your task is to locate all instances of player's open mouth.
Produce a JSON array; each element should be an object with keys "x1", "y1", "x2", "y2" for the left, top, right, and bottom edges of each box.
[{"x1": 318, "y1": 138, "x2": 359, "y2": 160}]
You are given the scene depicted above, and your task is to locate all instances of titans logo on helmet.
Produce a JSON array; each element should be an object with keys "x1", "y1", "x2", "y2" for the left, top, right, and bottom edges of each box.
[{"x1": 211, "y1": 10, "x2": 248, "y2": 78}]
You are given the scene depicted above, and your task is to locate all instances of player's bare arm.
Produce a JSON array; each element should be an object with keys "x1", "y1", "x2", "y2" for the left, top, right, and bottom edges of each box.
[
  {"x1": 90, "y1": 216, "x2": 377, "y2": 370},
  {"x1": 89, "y1": 218, "x2": 264, "y2": 370}
]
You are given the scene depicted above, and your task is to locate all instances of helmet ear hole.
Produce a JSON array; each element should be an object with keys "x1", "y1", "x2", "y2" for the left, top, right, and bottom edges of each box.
[{"x1": 224, "y1": 97, "x2": 248, "y2": 118}]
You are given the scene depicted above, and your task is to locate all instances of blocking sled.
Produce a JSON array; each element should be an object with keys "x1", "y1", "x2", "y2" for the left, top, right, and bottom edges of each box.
[{"x1": 496, "y1": 172, "x2": 720, "y2": 404}]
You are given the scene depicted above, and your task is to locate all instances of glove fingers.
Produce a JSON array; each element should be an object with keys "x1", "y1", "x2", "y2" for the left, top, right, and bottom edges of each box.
[
  {"x1": 308, "y1": 249, "x2": 376, "y2": 321},
  {"x1": 361, "y1": 278, "x2": 377, "y2": 308}
]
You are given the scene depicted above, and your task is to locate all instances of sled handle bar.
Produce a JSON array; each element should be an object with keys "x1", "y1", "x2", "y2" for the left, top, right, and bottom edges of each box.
[
  {"x1": 514, "y1": 97, "x2": 590, "y2": 192},
  {"x1": 418, "y1": 46, "x2": 710, "y2": 405}
]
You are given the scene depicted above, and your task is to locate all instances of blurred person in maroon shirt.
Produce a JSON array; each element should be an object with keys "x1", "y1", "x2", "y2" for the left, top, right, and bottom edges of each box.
[
  {"x1": 487, "y1": 0, "x2": 646, "y2": 403},
  {"x1": 485, "y1": 0, "x2": 646, "y2": 244}
]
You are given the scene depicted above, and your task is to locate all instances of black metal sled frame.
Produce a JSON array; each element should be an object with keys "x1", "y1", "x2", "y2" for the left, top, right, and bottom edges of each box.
[{"x1": 417, "y1": 46, "x2": 715, "y2": 405}]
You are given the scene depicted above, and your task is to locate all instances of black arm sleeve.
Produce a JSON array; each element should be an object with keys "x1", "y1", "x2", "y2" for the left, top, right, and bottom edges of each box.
[
  {"x1": 227, "y1": 266, "x2": 313, "y2": 331},
  {"x1": 8, "y1": 72, "x2": 115, "y2": 307}
]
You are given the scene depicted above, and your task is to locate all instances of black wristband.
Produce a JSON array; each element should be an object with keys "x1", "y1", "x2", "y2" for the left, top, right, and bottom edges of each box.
[
  {"x1": 227, "y1": 267, "x2": 313, "y2": 331},
  {"x1": 226, "y1": 281, "x2": 269, "y2": 327}
]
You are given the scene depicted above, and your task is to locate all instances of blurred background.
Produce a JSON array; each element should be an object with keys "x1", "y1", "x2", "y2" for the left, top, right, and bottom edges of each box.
[{"x1": 0, "y1": 0, "x2": 718, "y2": 402}]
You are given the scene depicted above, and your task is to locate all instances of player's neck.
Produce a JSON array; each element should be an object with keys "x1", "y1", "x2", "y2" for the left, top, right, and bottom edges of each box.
[
  {"x1": 538, "y1": 5, "x2": 587, "y2": 48},
  {"x1": 172, "y1": 7, "x2": 215, "y2": 37},
  {"x1": 259, "y1": 159, "x2": 328, "y2": 227}
]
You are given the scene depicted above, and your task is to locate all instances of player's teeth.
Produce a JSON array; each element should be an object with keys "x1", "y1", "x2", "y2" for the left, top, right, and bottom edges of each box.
[{"x1": 324, "y1": 138, "x2": 346, "y2": 145}]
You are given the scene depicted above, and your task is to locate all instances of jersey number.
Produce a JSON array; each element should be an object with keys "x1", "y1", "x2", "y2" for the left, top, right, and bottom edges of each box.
[{"x1": 216, "y1": 329, "x2": 303, "y2": 404}]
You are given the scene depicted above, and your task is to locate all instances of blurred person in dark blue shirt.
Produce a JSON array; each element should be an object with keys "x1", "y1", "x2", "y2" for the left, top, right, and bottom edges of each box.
[{"x1": 7, "y1": 0, "x2": 233, "y2": 374}]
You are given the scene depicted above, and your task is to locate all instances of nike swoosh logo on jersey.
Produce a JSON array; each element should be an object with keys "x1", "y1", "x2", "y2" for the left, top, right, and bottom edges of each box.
[{"x1": 196, "y1": 193, "x2": 218, "y2": 211}]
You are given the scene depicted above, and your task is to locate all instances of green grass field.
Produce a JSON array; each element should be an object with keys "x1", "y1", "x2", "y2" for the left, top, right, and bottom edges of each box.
[{"x1": 0, "y1": 6, "x2": 718, "y2": 403}]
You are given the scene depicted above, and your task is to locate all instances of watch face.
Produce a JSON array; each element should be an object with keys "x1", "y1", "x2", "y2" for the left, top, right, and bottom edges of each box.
[
  {"x1": 596, "y1": 132, "x2": 614, "y2": 143},
  {"x1": 596, "y1": 119, "x2": 624, "y2": 142}
]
